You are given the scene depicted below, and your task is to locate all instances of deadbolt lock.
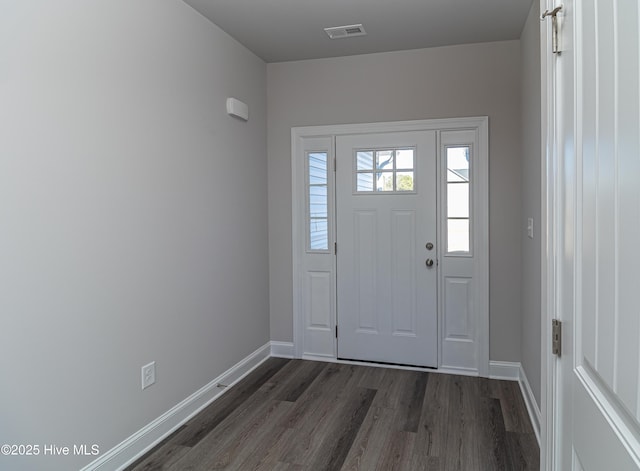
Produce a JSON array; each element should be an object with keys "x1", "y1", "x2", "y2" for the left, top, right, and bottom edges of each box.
[{"x1": 426, "y1": 242, "x2": 434, "y2": 250}]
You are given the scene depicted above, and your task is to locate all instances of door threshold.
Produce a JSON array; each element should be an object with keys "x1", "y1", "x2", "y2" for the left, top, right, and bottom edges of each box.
[
  {"x1": 300, "y1": 354, "x2": 484, "y2": 377},
  {"x1": 337, "y1": 357, "x2": 437, "y2": 370},
  {"x1": 299, "y1": 354, "x2": 438, "y2": 373}
]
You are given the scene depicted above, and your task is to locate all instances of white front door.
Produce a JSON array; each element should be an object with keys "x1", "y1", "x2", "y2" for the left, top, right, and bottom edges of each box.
[
  {"x1": 548, "y1": 0, "x2": 640, "y2": 468},
  {"x1": 335, "y1": 131, "x2": 438, "y2": 367}
]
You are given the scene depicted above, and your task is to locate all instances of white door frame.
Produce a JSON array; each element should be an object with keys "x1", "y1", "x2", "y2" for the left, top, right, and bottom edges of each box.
[
  {"x1": 540, "y1": 0, "x2": 556, "y2": 467},
  {"x1": 291, "y1": 117, "x2": 489, "y2": 375}
]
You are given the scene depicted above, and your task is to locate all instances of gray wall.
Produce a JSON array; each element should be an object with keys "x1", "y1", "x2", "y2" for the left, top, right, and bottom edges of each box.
[
  {"x1": 520, "y1": 2, "x2": 542, "y2": 407},
  {"x1": 0, "y1": 1, "x2": 267, "y2": 470},
  {"x1": 267, "y1": 41, "x2": 523, "y2": 362}
]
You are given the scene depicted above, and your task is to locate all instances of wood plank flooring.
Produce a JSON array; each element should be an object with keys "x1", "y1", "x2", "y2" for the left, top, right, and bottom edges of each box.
[{"x1": 126, "y1": 359, "x2": 539, "y2": 471}]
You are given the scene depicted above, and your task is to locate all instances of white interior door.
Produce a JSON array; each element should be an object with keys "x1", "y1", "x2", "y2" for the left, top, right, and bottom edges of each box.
[
  {"x1": 549, "y1": 0, "x2": 640, "y2": 468},
  {"x1": 336, "y1": 131, "x2": 437, "y2": 367}
]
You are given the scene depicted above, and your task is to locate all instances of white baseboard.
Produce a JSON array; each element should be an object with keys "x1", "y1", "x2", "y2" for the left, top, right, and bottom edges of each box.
[
  {"x1": 489, "y1": 360, "x2": 521, "y2": 381},
  {"x1": 81, "y1": 342, "x2": 271, "y2": 471},
  {"x1": 518, "y1": 364, "x2": 541, "y2": 445},
  {"x1": 270, "y1": 341, "x2": 294, "y2": 358},
  {"x1": 489, "y1": 360, "x2": 541, "y2": 444}
]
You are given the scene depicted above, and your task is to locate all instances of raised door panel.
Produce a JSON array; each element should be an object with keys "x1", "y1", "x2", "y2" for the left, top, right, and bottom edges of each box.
[
  {"x1": 306, "y1": 271, "x2": 332, "y2": 330},
  {"x1": 353, "y1": 210, "x2": 379, "y2": 333},
  {"x1": 443, "y1": 277, "x2": 472, "y2": 341},
  {"x1": 391, "y1": 210, "x2": 417, "y2": 336},
  {"x1": 556, "y1": 0, "x2": 640, "y2": 467},
  {"x1": 612, "y1": 0, "x2": 640, "y2": 417}
]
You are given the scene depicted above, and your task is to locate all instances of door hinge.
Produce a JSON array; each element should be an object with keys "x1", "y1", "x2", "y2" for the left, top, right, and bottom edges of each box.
[
  {"x1": 335, "y1": 325, "x2": 338, "y2": 338},
  {"x1": 333, "y1": 156, "x2": 337, "y2": 172},
  {"x1": 552, "y1": 319, "x2": 562, "y2": 356},
  {"x1": 334, "y1": 242, "x2": 337, "y2": 254}
]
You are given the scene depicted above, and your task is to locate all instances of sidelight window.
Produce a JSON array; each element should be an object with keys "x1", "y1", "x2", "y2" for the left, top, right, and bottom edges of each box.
[
  {"x1": 446, "y1": 146, "x2": 471, "y2": 254},
  {"x1": 307, "y1": 151, "x2": 329, "y2": 251}
]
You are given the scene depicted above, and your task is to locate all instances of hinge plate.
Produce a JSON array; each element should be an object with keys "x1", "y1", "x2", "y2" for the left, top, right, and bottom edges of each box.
[
  {"x1": 335, "y1": 325, "x2": 338, "y2": 338},
  {"x1": 552, "y1": 319, "x2": 562, "y2": 356}
]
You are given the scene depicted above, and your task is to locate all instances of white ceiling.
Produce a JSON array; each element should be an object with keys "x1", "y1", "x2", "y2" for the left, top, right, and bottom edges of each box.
[{"x1": 183, "y1": 0, "x2": 534, "y2": 63}]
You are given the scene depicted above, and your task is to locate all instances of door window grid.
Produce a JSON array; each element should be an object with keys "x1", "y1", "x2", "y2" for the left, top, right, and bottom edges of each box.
[
  {"x1": 446, "y1": 146, "x2": 471, "y2": 254},
  {"x1": 355, "y1": 148, "x2": 415, "y2": 193},
  {"x1": 307, "y1": 151, "x2": 329, "y2": 251}
]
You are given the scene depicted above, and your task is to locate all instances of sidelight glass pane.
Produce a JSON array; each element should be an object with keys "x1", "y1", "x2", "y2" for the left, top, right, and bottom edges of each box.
[
  {"x1": 307, "y1": 151, "x2": 328, "y2": 251},
  {"x1": 447, "y1": 146, "x2": 470, "y2": 182},
  {"x1": 357, "y1": 173, "x2": 374, "y2": 192},
  {"x1": 446, "y1": 146, "x2": 471, "y2": 254},
  {"x1": 395, "y1": 149, "x2": 414, "y2": 169},
  {"x1": 310, "y1": 219, "x2": 328, "y2": 250},
  {"x1": 447, "y1": 183, "x2": 469, "y2": 218},
  {"x1": 396, "y1": 171, "x2": 414, "y2": 192},
  {"x1": 309, "y1": 186, "x2": 328, "y2": 218},
  {"x1": 308, "y1": 152, "x2": 328, "y2": 184},
  {"x1": 447, "y1": 219, "x2": 470, "y2": 253}
]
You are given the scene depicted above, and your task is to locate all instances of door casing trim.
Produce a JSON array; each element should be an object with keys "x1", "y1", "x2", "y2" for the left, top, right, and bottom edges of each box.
[
  {"x1": 540, "y1": 0, "x2": 556, "y2": 468},
  {"x1": 291, "y1": 117, "x2": 489, "y2": 376}
]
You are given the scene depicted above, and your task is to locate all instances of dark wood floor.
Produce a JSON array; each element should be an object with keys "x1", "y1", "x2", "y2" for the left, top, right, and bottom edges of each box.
[{"x1": 126, "y1": 358, "x2": 539, "y2": 471}]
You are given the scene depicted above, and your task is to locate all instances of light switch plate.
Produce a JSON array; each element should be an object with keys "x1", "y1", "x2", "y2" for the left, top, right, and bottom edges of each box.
[{"x1": 527, "y1": 218, "x2": 534, "y2": 239}]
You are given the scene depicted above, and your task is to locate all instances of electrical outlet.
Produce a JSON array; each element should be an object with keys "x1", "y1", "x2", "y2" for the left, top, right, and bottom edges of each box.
[{"x1": 141, "y1": 361, "x2": 156, "y2": 390}]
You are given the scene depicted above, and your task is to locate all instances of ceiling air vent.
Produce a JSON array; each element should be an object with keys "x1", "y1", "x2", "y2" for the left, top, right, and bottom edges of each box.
[{"x1": 324, "y1": 24, "x2": 366, "y2": 40}]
